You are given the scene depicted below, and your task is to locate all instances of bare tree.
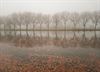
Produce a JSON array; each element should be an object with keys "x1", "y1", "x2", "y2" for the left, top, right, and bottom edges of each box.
[
  {"x1": 91, "y1": 11, "x2": 100, "y2": 47},
  {"x1": 70, "y1": 12, "x2": 80, "y2": 39},
  {"x1": 11, "y1": 13, "x2": 21, "y2": 37},
  {"x1": 80, "y1": 12, "x2": 90, "y2": 41},
  {"x1": 0, "y1": 17, "x2": 3, "y2": 38},
  {"x1": 91, "y1": 12, "x2": 100, "y2": 38},
  {"x1": 10, "y1": 14, "x2": 16, "y2": 37},
  {"x1": 6, "y1": 16, "x2": 12, "y2": 37},
  {"x1": 43, "y1": 15, "x2": 51, "y2": 39},
  {"x1": 52, "y1": 13, "x2": 60, "y2": 40},
  {"x1": 18, "y1": 13, "x2": 25, "y2": 37},
  {"x1": 36, "y1": 13, "x2": 44, "y2": 40},
  {"x1": 2, "y1": 17, "x2": 7, "y2": 38},
  {"x1": 32, "y1": 14, "x2": 36, "y2": 38},
  {"x1": 22, "y1": 12, "x2": 33, "y2": 37},
  {"x1": 1, "y1": 16, "x2": 12, "y2": 39},
  {"x1": 60, "y1": 12, "x2": 69, "y2": 39}
]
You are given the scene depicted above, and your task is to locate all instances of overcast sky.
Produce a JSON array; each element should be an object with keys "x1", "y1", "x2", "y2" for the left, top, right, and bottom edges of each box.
[{"x1": 0, "y1": 0, "x2": 100, "y2": 16}]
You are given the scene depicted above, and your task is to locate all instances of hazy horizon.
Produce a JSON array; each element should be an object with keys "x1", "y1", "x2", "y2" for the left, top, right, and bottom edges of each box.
[{"x1": 0, "y1": 0, "x2": 100, "y2": 16}]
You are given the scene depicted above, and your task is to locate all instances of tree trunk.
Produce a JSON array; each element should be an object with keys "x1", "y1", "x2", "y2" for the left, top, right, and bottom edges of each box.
[
  {"x1": 64, "y1": 22, "x2": 66, "y2": 40},
  {"x1": 83, "y1": 24, "x2": 86, "y2": 41},
  {"x1": 26, "y1": 24, "x2": 28, "y2": 37},
  {"x1": 94, "y1": 24, "x2": 97, "y2": 48},
  {"x1": 33, "y1": 24, "x2": 35, "y2": 38},
  {"x1": 73, "y1": 23, "x2": 76, "y2": 40},
  {"x1": 55, "y1": 22, "x2": 57, "y2": 40},
  {"x1": 95, "y1": 24, "x2": 97, "y2": 39},
  {"x1": 20, "y1": 24, "x2": 21, "y2": 37},
  {"x1": 14, "y1": 24, "x2": 16, "y2": 37},
  {"x1": 9, "y1": 25, "x2": 11, "y2": 38},
  {"x1": 4, "y1": 24, "x2": 6, "y2": 37},
  {"x1": 40, "y1": 23, "x2": 42, "y2": 40},
  {"x1": 48, "y1": 23, "x2": 49, "y2": 39},
  {"x1": 25, "y1": 23, "x2": 29, "y2": 46}
]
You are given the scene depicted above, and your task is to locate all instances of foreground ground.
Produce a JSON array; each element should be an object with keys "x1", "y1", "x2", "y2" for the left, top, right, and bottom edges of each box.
[{"x1": 0, "y1": 42, "x2": 100, "y2": 72}]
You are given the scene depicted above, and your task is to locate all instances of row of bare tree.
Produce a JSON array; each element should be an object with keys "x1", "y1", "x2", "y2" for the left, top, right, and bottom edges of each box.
[{"x1": 0, "y1": 11, "x2": 100, "y2": 39}]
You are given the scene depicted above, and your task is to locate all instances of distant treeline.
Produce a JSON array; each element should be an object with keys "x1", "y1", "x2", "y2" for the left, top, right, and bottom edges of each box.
[
  {"x1": 0, "y1": 11, "x2": 100, "y2": 48},
  {"x1": 0, "y1": 11, "x2": 100, "y2": 37}
]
